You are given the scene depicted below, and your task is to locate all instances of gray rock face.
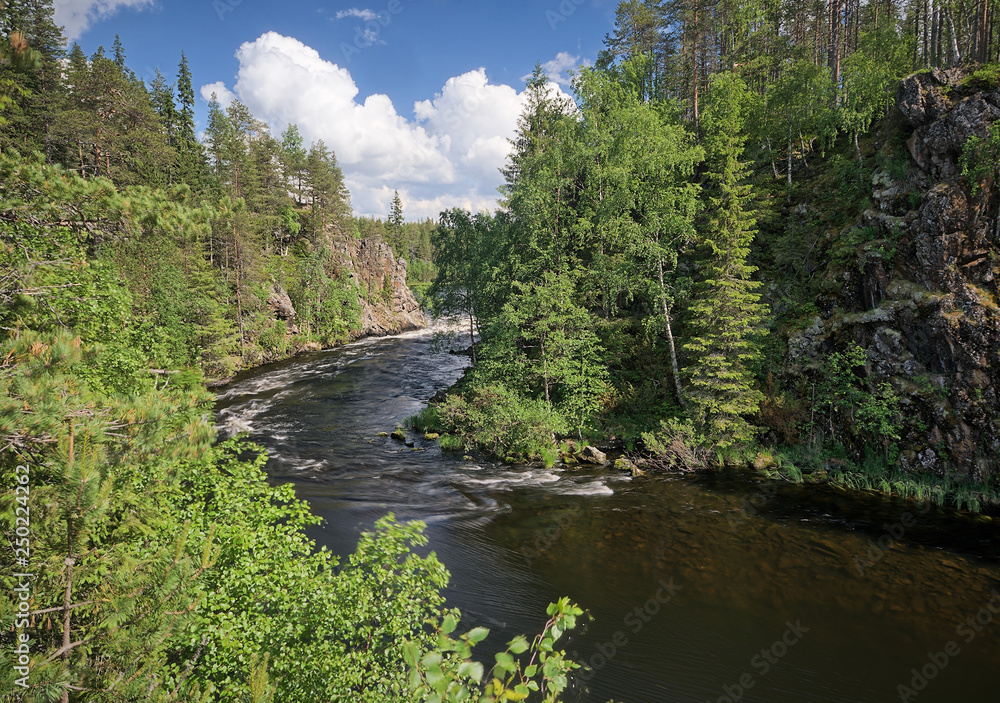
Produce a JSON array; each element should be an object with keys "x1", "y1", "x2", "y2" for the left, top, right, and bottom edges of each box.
[
  {"x1": 789, "y1": 68, "x2": 1000, "y2": 480},
  {"x1": 267, "y1": 283, "x2": 299, "y2": 334},
  {"x1": 900, "y1": 72, "x2": 1000, "y2": 179},
  {"x1": 330, "y1": 236, "x2": 426, "y2": 337}
]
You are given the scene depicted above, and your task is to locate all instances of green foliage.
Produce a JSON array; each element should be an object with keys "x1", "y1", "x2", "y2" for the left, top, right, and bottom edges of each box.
[
  {"x1": 0, "y1": 265, "x2": 576, "y2": 702},
  {"x1": 960, "y1": 120, "x2": 1000, "y2": 195},
  {"x1": 838, "y1": 21, "x2": 913, "y2": 152},
  {"x1": 959, "y1": 63, "x2": 1000, "y2": 92},
  {"x1": 640, "y1": 417, "x2": 709, "y2": 469},
  {"x1": 291, "y1": 249, "x2": 361, "y2": 345},
  {"x1": 476, "y1": 271, "x2": 608, "y2": 437},
  {"x1": 405, "y1": 598, "x2": 584, "y2": 702},
  {"x1": 434, "y1": 385, "x2": 568, "y2": 460},
  {"x1": 807, "y1": 343, "x2": 902, "y2": 458},
  {"x1": 833, "y1": 453, "x2": 1000, "y2": 513}
]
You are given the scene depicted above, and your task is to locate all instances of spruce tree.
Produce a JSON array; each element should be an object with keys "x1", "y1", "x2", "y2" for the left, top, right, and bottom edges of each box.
[
  {"x1": 500, "y1": 64, "x2": 579, "y2": 282},
  {"x1": 683, "y1": 72, "x2": 768, "y2": 449},
  {"x1": 388, "y1": 189, "x2": 404, "y2": 257},
  {"x1": 175, "y1": 51, "x2": 208, "y2": 189}
]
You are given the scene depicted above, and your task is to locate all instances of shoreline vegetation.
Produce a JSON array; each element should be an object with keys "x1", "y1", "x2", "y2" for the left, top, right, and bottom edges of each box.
[{"x1": 3, "y1": 0, "x2": 1000, "y2": 699}]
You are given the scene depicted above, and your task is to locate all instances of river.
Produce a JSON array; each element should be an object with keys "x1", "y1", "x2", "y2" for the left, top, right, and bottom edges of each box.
[{"x1": 215, "y1": 325, "x2": 1000, "y2": 703}]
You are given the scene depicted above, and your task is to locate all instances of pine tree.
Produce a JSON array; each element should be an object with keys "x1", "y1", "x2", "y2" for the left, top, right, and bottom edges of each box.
[
  {"x1": 280, "y1": 123, "x2": 307, "y2": 205},
  {"x1": 0, "y1": 0, "x2": 65, "y2": 157},
  {"x1": 683, "y1": 72, "x2": 768, "y2": 448},
  {"x1": 112, "y1": 33, "x2": 126, "y2": 68}
]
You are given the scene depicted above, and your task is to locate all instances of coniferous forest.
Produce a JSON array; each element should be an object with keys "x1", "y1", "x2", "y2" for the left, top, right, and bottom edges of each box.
[{"x1": 3, "y1": 0, "x2": 1000, "y2": 700}]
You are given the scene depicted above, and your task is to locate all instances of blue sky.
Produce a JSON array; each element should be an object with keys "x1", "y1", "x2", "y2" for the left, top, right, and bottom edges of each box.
[{"x1": 55, "y1": 0, "x2": 620, "y2": 218}]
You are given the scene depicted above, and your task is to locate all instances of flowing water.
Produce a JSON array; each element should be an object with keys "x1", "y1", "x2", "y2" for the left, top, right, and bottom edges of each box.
[{"x1": 215, "y1": 325, "x2": 1000, "y2": 703}]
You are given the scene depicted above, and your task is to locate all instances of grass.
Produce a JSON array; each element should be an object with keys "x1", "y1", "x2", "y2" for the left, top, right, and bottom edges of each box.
[
  {"x1": 758, "y1": 445, "x2": 999, "y2": 514},
  {"x1": 831, "y1": 451, "x2": 1000, "y2": 513}
]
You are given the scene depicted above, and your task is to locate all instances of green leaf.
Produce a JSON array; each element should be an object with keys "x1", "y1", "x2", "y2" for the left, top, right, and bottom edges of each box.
[
  {"x1": 507, "y1": 635, "x2": 529, "y2": 654},
  {"x1": 494, "y1": 651, "x2": 516, "y2": 675},
  {"x1": 466, "y1": 626, "x2": 490, "y2": 644}
]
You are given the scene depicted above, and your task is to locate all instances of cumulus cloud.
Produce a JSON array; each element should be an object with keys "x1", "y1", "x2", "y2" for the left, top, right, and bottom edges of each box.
[
  {"x1": 199, "y1": 81, "x2": 237, "y2": 110},
  {"x1": 528, "y1": 52, "x2": 589, "y2": 87},
  {"x1": 335, "y1": 8, "x2": 379, "y2": 21},
  {"x1": 53, "y1": 0, "x2": 155, "y2": 42},
  {"x1": 201, "y1": 32, "x2": 573, "y2": 219}
]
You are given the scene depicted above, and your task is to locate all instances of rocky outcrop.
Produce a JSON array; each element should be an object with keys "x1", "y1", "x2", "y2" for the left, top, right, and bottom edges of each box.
[
  {"x1": 786, "y1": 68, "x2": 1000, "y2": 481},
  {"x1": 267, "y1": 283, "x2": 299, "y2": 334},
  {"x1": 330, "y1": 236, "x2": 425, "y2": 337},
  {"x1": 902, "y1": 69, "x2": 1000, "y2": 179}
]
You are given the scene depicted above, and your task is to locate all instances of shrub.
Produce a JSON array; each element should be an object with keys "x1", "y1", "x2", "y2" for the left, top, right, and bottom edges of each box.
[{"x1": 640, "y1": 418, "x2": 709, "y2": 470}]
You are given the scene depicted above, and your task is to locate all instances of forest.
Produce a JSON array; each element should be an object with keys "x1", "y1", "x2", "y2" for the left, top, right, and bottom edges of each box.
[
  {"x1": 421, "y1": 0, "x2": 1000, "y2": 511},
  {"x1": 2, "y1": 0, "x2": 1000, "y2": 699}
]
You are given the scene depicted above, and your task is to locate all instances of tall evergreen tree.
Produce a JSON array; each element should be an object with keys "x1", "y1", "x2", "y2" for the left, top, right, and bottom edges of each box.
[
  {"x1": 388, "y1": 189, "x2": 404, "y2": 257},
  {"x1": 684, "y1": 72, "x2": 768, "y2": 448},
  {"x1": 175, "y1": 51, "x2": 207, "y2": 189},
  {"x1": 500, "y1": 65, "x2": 579, "y2": 283}
]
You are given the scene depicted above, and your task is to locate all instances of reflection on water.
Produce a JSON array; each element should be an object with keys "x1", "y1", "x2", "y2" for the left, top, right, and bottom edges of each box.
[{"x1": 216, "y1": 323, "x2": 1000, "y2": 703}]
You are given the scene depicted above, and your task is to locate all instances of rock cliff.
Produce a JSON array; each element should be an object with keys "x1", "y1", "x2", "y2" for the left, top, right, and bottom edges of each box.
[
  {"x1": 785, "y1": 68, "x2": 1000, "y2": 480},
  {"x1": 330, "y1": 236, "x2": 426, "y2": 337}
]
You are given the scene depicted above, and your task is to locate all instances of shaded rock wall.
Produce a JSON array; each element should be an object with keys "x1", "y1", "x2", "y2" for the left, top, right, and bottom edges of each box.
[{"x1": 787, "y1": 68, "x2": 1000, "y2": 480}]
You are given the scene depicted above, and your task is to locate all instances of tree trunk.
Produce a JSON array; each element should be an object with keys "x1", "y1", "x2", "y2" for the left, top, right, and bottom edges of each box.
[
  {"x1": 980, "y1": 0, "x2": 990, "y2": 61},
  {"x1": 692, "y1": 0, "x2": 700, "y2": 131},
  {"x1": 830, "y1": 0, "x2": 842, "y2": 97},
  {"x1": 946, "y1": 9, "x2": 961, "y2": 64},
  {"x1": 62, "y1": 420, "x2": 75, "y2": 703},
  {"x1": 658, "y1": 256, "x2": 686, "y2": 408},
  {"x1": 468, "y1": 310, "x2": 476, "y2": 364},
  {"x1": 787, "y1": 128, "x2": 793, "y2": 189},
  {"x1": 921, "y1": 0, "x2": 929, "y2": 67},
  {"x1": 233, "y1": 222, "x2": 246, "y2": 357}
]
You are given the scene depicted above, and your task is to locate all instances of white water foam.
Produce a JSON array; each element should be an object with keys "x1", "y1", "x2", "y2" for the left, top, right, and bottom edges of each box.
[{"x1": 556, "y1": 481, "x2": 615, "y2": 496}]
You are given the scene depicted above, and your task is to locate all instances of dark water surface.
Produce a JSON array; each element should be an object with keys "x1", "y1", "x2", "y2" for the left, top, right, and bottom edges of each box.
[{"x1": 215, "y1": 326, "x2": 1000, "y2": 703}]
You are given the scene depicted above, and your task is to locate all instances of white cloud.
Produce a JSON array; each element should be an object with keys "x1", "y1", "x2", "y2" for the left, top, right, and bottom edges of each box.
[
  {"x1": 527, "y1": 52, "x2": 589, "y2": 88},
  {"x1": 199, "y1": 81, "x2": 236, "y2": 110},
  {"x1": 335, "y1": 8, "x2": 379, "y2": 21},
  {"x1": 200, "y1": 32, "x2": 573, "y2": 220},
  {"x1": 53, "y1": 0, "x2": 155, "y2": 42}
]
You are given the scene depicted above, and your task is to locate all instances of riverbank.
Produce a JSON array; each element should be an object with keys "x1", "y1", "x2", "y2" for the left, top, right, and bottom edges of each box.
[{"x1": 214, "y1": 325, "x2": 1000, "y2": 703}]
